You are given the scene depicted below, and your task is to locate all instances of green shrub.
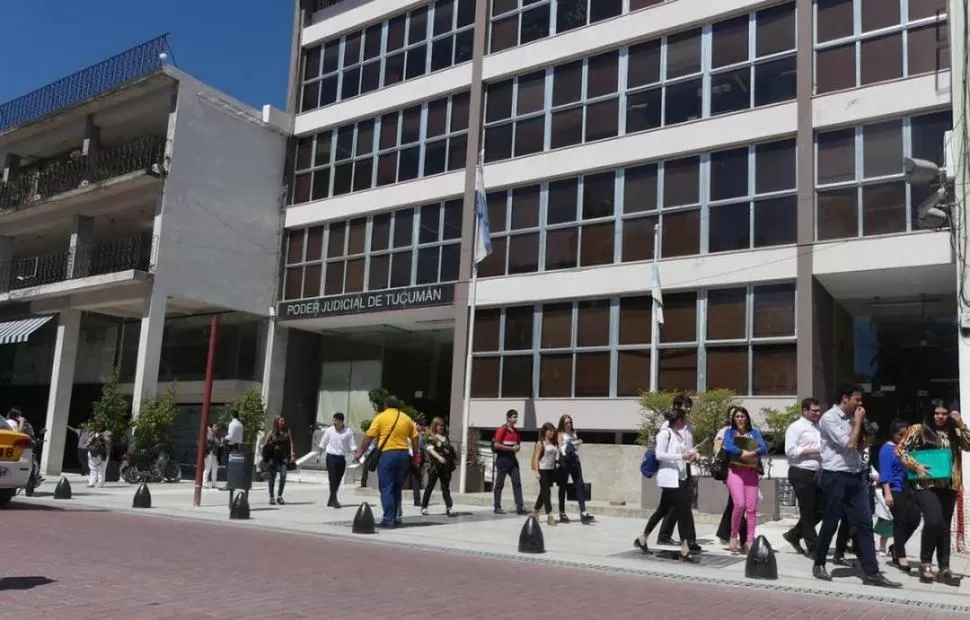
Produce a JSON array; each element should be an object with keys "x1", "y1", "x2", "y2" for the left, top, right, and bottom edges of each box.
[
  {"x1": 360, "y1": 418, "x2": 372, "y2": 432},
  {"x1": 133, "y1": 384, "x2": 178, "y2": 452},
  {"x1": 219, "y1": 387, "x2": 267, "y2": 444},
  {"x1": 91, "y1": 373, "x2": 130, "y2": 453},
  {"x1": 637, "y1": 389, "x2": 740, "y2": 459}
]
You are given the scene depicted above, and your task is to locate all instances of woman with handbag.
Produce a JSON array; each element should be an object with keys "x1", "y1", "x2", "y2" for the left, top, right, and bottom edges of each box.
[
  {"x1": 721, "y1": 407, "x2": 767, "y2": 554},
  {"x1": 713, "y1": 408, "x2": 747, "y2": 545},
  {"x1": 262, "y1": 417, "x2": 296, "y2": 506},
  {"x1": 556, "y1": 415, "x2": 594, "y2": 524},
  {"x1": 421, "y1": 417, "x2": 456, "y2": 516},
  {"x1": 634, "y1": 409, "x2": 699, "y2": 562},
  {"x1": 531, "y1": 423, "x2": 559, "y2": 527},
  {"x1": 897, "y1": 399, "x2": 970, "y2": 585}
]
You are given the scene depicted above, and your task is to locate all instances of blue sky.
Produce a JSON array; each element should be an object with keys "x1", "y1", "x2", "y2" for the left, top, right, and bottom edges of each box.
[{"x1": 0, "y1": 0, "x2": 293, "y2": 110}]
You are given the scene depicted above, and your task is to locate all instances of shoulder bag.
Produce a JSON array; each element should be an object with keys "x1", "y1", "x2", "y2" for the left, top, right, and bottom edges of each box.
[{"x1": 365, "y1": 411, "x2": 402, "y2": 472}]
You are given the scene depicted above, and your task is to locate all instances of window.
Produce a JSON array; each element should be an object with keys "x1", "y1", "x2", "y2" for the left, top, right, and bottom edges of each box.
[
  {"x1": 291, "y1": 91, "x2": 469, "y2": 203},
  {"x1": 280, "y1": 200, "x2": 463, "y2": 300},
  {"x1": 490, "y1": 0, "x2": 646, "y2": 53},
  {"x1": 815, "y1": 0, "x2": 950, "y2": 95},
  {"x1": 815, "y1": 110, "x2": 953, "y2": 239},
  {"x1": 706, "y1": 283, "x2": 797, "y2": 395},
  {"x1": 709, "y1": 139, "x2": 798, "y2": 253},
  {"x1": 300, "y1": 0, "x2": 475, "y2": 112}
]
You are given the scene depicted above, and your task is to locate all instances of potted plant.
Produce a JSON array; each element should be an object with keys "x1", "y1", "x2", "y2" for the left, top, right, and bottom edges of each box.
[
  {"x1": 758, "y1": 402, "x2": 803, "y2": 515},
  {"x1": 90, "y1": 373, "x2": 131, "y2": 482},
  {"x1": 463, "y1": 428, "x2": 486, "y2": 493},
  {"x1": 218, "y1": 387, "x2": 267, "y2": 448},
  {"x1": 130, "y1": 384, "x2": 180, "y2": 481}
]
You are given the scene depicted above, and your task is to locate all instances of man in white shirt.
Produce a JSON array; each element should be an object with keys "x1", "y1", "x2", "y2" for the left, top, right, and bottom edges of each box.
[
  {"x1": 782, "y1": 398, "x2": 823, "y2": 556},
  {"x1": 319, "y1": 412, "x2": 356, "y2": 508},
  {"x1": 224, "y1": 413, "x2": 244, "y2": 451}
]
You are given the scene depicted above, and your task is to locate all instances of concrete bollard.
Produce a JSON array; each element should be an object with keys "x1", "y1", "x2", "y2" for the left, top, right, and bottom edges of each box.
[
  {"x1": 53, "y1": 477, "x2": 72, "y2": 500},
  {"x1": 518, "y1": 515, "x2": 545, "y2": 554},
  {"x1": 352, "y1": 502, "x2": 376, "y2": 534},
  {"x1": 229, "y1": 491, "x2": 250, "y2": 520},
  {"x1": 132, "y1": 482, "x2": 152, "y2": 509},
  {"x1": 744, "y1": 535, "x2": 778, "y2": 580}
]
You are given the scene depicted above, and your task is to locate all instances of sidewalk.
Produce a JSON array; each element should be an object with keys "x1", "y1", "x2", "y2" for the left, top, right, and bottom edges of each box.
[{"x1": 20, "y1": 474, "x2": 970, "y2": 614}]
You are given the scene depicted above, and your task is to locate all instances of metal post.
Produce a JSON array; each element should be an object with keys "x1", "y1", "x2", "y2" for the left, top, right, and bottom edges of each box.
[
  {"x1": 649, "y1": 224, "x2": 660, "y2": 392},
  {"x1": 193, "y1": 314, "x2": 220, "y2": 507}
]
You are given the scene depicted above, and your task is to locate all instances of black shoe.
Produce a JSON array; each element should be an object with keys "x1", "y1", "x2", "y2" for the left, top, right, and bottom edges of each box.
[
  {"x1": 580, "y1": 513, "x2": 595, "y2": 524},
  {"x1": 493, "y1": 508, "x2": 507, "y2": 515},
  {"x1": 783, "y1": 530, "x2": 804, "y2": 555},
  {"x1": 688, "y1": 543, "x2": 702, "y2": 554},
  {"x1": 633, "y1": 537, "x2": 650, "y2": 554},
  {"x1": 516, "y1": 508, "x2": 529, "y2": 516},
  {"x1": 862, "y1": 572, "x2": 901, "y2": 588},
  {"x1": 377, "y1": 522, "x2": 396, "y2": 529},
  {"x1": 332, "y1": 501, "x2": 342, "y2": 509},
  {"x1": 679, "y1": 552, "x2": 698, "y2": 563},
  {"x1": 937, "y1": 569, "x2": 962, "y2": 587},
  {"x1": 414, "y1": 501, "x2": 421, "y2": 507},
  {"x1": 276, "y1": 497, "x2": 285, "y2": 506},
  {"x1": 326, "y1": 498, "x2": 334, "y2": 507},
  {"x1": 656, "y1": 537, "x2": 677, "y2": 546},
  {"x1": 813, "y1": 565, "x2": 832, "y2": 581},
  {"x1": 832, "y1": 554, "x2": 849, "y2": 566},
  {"x1": 559, "y1": 514, "x2": 570, "y2": 524},
  {"x1": 269, "y1": 497, "x2": 276, "y2": 506}
]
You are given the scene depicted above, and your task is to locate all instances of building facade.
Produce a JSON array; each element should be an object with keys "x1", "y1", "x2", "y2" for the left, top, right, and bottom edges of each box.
[
  {"x1": 273, "y1": 0, "x2": 957, "y2": 458},
  {"x1": 0, "y1": 37, "x2": 288, "y2": 474}
]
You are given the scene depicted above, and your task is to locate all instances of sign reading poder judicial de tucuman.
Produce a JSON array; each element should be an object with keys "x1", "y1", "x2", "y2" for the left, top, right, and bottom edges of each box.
[{"x1": 277, "y1": 283, "x2": 456, "y2": 321}]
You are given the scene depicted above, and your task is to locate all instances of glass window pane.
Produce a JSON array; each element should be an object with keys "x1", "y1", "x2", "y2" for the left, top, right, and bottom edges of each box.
[
  {"x1": 427, "y1": 99, "x2": 448, "y2": 137},
  {"x1": 394, "y1": 209, "x2": 414, "y2": 247},
  {"x1": 911, "y1": 111, "x2": 953, "y2": 164},
  {"x1": 589, "y1": 0, "x2": 622, "y2": 22},
  {"x1": 557, "y1": 0, "x2": 587, "y2": 33},
  {"x1": 575, "y1": 352, "x2": 610, "y2": 397},
  {"x1": 752, "y1": 344, "x2": 796, "y2": 395},
  {"x1": 347, "y1": 218, "x2": 366, "y2": 254},
  {"x1": 368, "y1": 254, "x2": 389, "y2": 290},
  {"x1": 816, "y1": 44, "x2": 857, "y2": 94},
  {"x1": 419, "y1": 204, "x2": 441, "y2": 244},
  {"x1": 539, "y1": 354, "x2": 573, "y2": 397},
  {"x1": 284, "y1": 267, "x2": 303, "y2": 300},
  {"x1": 817, "y1": 0, "x2": 854, "y2": 43},
  {"x1": 754, "y1": 55, "x2": 796, "y2": 106},
  {"x1": 487, "y1": 191, "x2": 508, "y2": 234},
  {"x1": 514, "y1": 117, "x2": 545, "y2": 156},
  {"x1": 754, "y1": 195, "x2": 797, "y2": 247},
  {"x1": 344, "y1": 32, "x2": 362, "y2": 66},
  {"x1": 624, "y1": 164, "x2": 658, "y2": 213},
  {"x1": 860, "y1": 33, "x2": 903, "y2": 85},
  {"x1": 658, "y1": 349, "x2": 698, "y2": 392},
  {"x1": 584, "y1": 98, "x2": 619, "y2": 142},
  {"x1": 306, "y1": 226, "x2": 324, "y2": 262},
  {"x1": 303, "y1": 47, "x2": 321, "y2": 81},
  {"x1": 580, "y1": 221, "x2": 614, "y2": 266},
  {"x1": 753, "y1": 283, "x2": 795, "y2": 337},
  {"x1": 582, "y1": 172, "x2": 615, "y2": 220},
  {"x1": 286, "y1": 230, "x2": 304, "y2": 264},
  {"x1": 511, "y1": 185, "x2": 541, "y2": 229},
  {"x1": 756, "y1": 3, "x2": 796, "y2": 56},
  {"x1": 711, "y1": 67, "x2": 751, "y2": 115},
  {"x1": 474, "y1": 309, "x2": 501, "y2": 352},
  {"x1": 617, "y1": 350, "x2": 651, "y2": 397},
  {"x1": 755, "y1": 139, "x2": 797, "y2": 193},
  {"x1": 660, "y1": 292, "x2": 696, "y2": 343},
  {"x1": 663, "y1": 157, "x2": 700, "y2": 206},
  {"x1": 490, "y1": 15, "x2": 518, "y2": 53},
  {"x1": 504, "y1": 306, "x2": 534, "y2": 350},
  {"x1": 708, "y1": 288, "x2": 747, "y2": 340},
  {"x1": 861, "y1": 0, "x2": 900, "y2": 32},
  {"x1": 909, "y1": 0, "x2": 947, "y2": 20},
  {"x1": 443, "y1": 199, "x2": 462, "y2": 240},
  {"x1": 324, "y1": 261, "x2": 343, "y2": 295},
  {"x1": 664, "y1": 79, "x2": 703, "y2": 125},
  {"x1": 484, "y1": 123, "x2": 514, "y2": 162},
  {"x1": 577, "y1": 299, "x2": 610, "y2": 346},
  {"x1": 502, "y1": 355, "x2": 534, "y2": 398},
  {"x1": 508, "y1": 233, "x2": 539, "y2": 273},
  {"x1": 666, "y1": 29, "x2": 702, "y2": 78},
  {"x1": 470, "y1": 357, "x2": 500, "y2": 397},
  {"x1": 541, "y1": 302, "x2": 573, "y2": 348},
  {"x1": 440, "y1": 243, "x2": 459, "y2": 282},
  {"x1": 712, "y1": 16, "x2": 749, "y2": 68},
  {"x1": 383, "y1": 52, "x2": 405, "y2": 86},
  {"x1": 707, "y1": 347, "x2": 749, "y2": 394},
  {"x1": 709, "y1": 203, "x2": 751, "y2": 253},
  {"x1": 387, "y1": 16, "x2": 406, "y2": 51},
  {"x1": 621, "y1": 215, "x2": 657, "y2": 262},
  {"x1": 618, "y1": 295, "x2": 652, "y2": 346},
  {"x1": 520, "y1": 4, "x2": 551, "y2": 45},
  {"x1": 711, "y1": 147, "x2": 749, "y2": 201},
  {"x1": 380, "y1": 113, "x2": 399, "y2": 149},
  {"x1": 862, "y1": 120, "x2": 903, "y2": 178},
  {"x1": 431, "y1": 36, "x2": 454, "y2": 72},
  {"x1": 862, "y1": 181, "x2": 907, "y2": 236},
  {"x1": 817, "y1": 129, "x2": 856, "y2": 184},
  {"x1": 662, "y1": 209, "x2": 700, "y2": 257},
  {"x1": 409, "y1": 6, "x2": 428, "y2": 45},
  {"x1": 372, "y1": 214, "x2": 391, "y2": 251},
  {"x1": 364, "y1": 24, "x2": 382, "y2": 59},
  {"x1": 516, "y1": 71, "x2": 546, "y2": 115},
  {"x1": 817, "y1": 188, "x2": 858, "y2": 240},
  {"x1": 625, "y1": 87, "x2": 662, "y2": 133},
  {"x1": 389, "y1": 251, "x2": 411, "y2": 287},
  {"x1": 487, "y1": 79, "x2": 514, "y2": 122},
  {"x1": 545, "y1": 227, "x2": 579, "y2": 271},
  {"x1": 328, "y1": 222, "x2": 346, "y2": 257},
  {"x1": 451, "y1": 92, "x2": 470, "y2": 131},
  {"x1": 553, "y1": 61, "x2": 583, "y2": 106},
  {"x1": 627, "y1": 40, "x2": 661, "y2": 87},
  {"x1": 416, "y1": 246, "x2": 440, "y2": 284},
  {"x1": 587, "y1": 51, "x2": 619, "y2": 98},
  {"x1": 908, "y1": 24, "x2": 950, "y2": 75},
  {"x1": 548, "y1": 178, "x2": 579, "y2": 225}
]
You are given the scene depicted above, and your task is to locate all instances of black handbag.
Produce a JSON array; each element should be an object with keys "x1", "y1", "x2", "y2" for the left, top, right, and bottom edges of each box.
[
  {"x1": 711, "y1": 449, "x2": 729, "y2": 481},
  {"x1": 364, "y1": 411, "x2": 401, "y2": 472}
]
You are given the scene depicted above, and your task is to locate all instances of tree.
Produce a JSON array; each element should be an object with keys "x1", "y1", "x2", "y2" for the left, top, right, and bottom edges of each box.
[
  {"x1": 637, "y1": 389, "x2": 740, "y2": 459},
  {"x1": 368, "y1": 387, "x2": 389, "y2": 413},
  {"x1": 132, "y1": 384, "x2": 178, "y2": 453},
  {"x1": 760, "y1": 401, "x2": 802, "y2": 477},
  {"x1": 91, "y1": 373, "x2": 130, "y2": 455},
  {"x1": 219, "y1": 387, "x2": 266, "y2": 444}
]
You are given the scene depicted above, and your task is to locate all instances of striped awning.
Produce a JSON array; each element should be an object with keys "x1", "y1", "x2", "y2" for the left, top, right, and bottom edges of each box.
[{"x1": 0, "y1": 316, "x2": 54, "y2": 345}]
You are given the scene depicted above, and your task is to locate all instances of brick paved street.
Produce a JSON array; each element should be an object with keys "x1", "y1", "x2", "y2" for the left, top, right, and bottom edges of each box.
[{"x1": 0, "y1": 503, "x2": 963, "y2": 620}]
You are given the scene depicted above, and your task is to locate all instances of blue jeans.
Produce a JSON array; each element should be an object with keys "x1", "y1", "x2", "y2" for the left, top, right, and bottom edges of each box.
[
  {"x1": 267, "y1": 459, "x2": 288, "y2": 499},
  {"x1": 377, "y1": 450, "x2": 411, "y2": 526},
  {"x1": 814, "y1": 470, "x2": 879, "y2": 575}
]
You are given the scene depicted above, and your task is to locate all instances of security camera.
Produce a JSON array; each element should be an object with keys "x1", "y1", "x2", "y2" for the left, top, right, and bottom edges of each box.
[{"x1": 904, "y1": 157, "x2": 941, "y2": 186}]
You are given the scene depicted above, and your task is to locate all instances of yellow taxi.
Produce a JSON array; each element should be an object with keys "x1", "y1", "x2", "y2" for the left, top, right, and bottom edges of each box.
[{"x1": 0, "y1": 421, "x2": 34, "y2": 506}]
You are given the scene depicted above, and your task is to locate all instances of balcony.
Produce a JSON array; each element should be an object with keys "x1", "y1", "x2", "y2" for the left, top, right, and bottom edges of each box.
[
  {"x1": 0, "y1": 232, "x2": 154, "y2": 293},
  {"x1": 0, "y1": 135, "x2": 165, "y2": 213},
  {"x1": 0, "y1": 36, "x2": 171, "y2": 133}
]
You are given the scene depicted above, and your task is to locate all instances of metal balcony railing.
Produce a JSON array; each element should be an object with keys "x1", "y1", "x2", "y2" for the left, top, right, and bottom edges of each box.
[
  {"x1": 0, "y1": 232, "x2": 154, "y2": 293},
  {"x1": 0, "y1": 36, "x2": 171, "y2": 133},
  {"x1": 0, "y1": 135, "x2": 166, "y2": 212}
]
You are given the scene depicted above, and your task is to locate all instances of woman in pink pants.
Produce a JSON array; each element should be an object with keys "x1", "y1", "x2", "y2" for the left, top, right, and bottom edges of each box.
[{"x1": 721, "y1": 407, "x2": 767, "y2": 554}]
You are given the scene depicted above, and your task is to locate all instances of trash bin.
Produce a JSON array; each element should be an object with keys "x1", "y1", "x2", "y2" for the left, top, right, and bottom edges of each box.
[{"x1": 226, "y1": 449, "x2": 254, "y2": 492}]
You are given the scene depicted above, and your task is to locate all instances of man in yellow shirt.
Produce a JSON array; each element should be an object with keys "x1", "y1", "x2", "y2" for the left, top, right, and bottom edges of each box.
[{"x1": 354, "y1": 396, "x2": 419, "y2": 528}]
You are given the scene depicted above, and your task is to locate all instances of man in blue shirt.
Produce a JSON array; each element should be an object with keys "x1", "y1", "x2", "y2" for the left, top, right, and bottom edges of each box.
[{"x1": 812, "y1": 383, "x2": 900, "y2": 588}]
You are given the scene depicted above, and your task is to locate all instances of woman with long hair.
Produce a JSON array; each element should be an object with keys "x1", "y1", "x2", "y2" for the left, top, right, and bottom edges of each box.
[
  {"x1": 880, "y1": 419, "x2": 920, "y2": 573},
  {"x1": 634, "y1": 408, "x2": 699, "y2": 562},
  {"x1": 715, "y1": 407, "x2": 746, "y2": 545},
  {"x1": 897, "y1": 399, "x2": 970, "y2": 585},
  {"x1": 421, "y1": 417, "x2": 456, "y2": 516},
  {"x1": 531, "y1": 423, "x2": 559, "y2": 527},
  {"x1": 262, "y1": 417, "x2": 295, "y2": 506},
  {"x1": 721, "y1": 407, "x2": 767, "y2": 554},
  {"x1": 556, "y1": 414, "x2": 594, "y2": 524}
]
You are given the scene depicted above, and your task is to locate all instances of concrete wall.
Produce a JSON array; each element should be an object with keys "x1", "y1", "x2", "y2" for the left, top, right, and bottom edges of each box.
[{"x1": 156, "y1": 77, "x2": 287, "y2": 316}]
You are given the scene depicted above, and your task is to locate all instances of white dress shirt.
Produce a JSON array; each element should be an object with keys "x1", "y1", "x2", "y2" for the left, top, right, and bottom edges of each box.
[
  {"x1": 319, "y1": 426, "x2": 357, "y2": 456},
  {"x1": 225, "y1": 418, "x2": 244, "y2": 445},
  {"x1": 785, "y1": 416, "x2": 822, "y2": 471},
  {"x1": 655, "y1": 426, "x2": 693, "y2": 489}
]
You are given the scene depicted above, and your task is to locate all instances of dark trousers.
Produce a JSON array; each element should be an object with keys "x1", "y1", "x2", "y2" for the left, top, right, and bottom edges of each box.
[
  {"x1": 422, "y1": 465, "x2": 454, "y2": 510},
  {"x1": 834, "y1": 516, "x2": 855, "y2": 556},
  {"x1": 814, "y1": 470, "x2": 879, "y2": 575},
  {"x1": 785, "y1": 467, "x2": 824, "y2": 553},
  {"x1": 918, "y1": 488, "x2": 958, "y2": 569},
  {"x1": 534, "y1": 469, "x2": 556, "y2": 514},
  {"x1": 659, "y1": 466, "x2": 691, "y2": 540},
  {"x1": 325, "y1": 454, "x2": 346, "y2": 504},
  {"x1": 716, "y1": 495, "x2": 748, "y2": 541},
  {"x1": 891, "y1": 488, "x2": 921, "y2": 559},
  {"x1": 645, "y1": 481, "x2": 696, "y2": 543},
  {"x1": 493, "y1": 455, "x2": 524, "y2": 511},
  {"x1": 266, "y1": 459, "x2": 288, "y2": 499},
  {"x1": 557, "y1": 459, "x2": 587, "y2": 515},
  {"x1": 408, "y1": 464, "x2": 422, "y2": 505},
  {"x1": 77, "y1": 447, "x2": 90, "y2": 476}
]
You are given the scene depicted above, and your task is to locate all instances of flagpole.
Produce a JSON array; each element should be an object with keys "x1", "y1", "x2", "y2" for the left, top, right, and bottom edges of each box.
[
  {"x1": 649, "y1": 224, "x2": 660, "y2": 392},
  {"x1": 458, "y1": 199, "x2": 481, "y2": 495}
]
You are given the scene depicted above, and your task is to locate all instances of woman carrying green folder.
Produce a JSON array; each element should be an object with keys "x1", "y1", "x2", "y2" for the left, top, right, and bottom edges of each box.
[{"x1": 897, "y1": 399, "x2": 970, "y2": 585}]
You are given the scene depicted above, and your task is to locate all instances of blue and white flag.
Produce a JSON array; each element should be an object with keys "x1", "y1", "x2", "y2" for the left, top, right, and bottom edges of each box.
[
  {"x1": 474, "y1": 157, "x2": 493, "y2": 265},
  {"x1": 651, "y1": 262, "x2": 664, "y2": 325}
]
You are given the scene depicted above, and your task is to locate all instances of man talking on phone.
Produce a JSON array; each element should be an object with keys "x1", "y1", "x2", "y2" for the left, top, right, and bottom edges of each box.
[{"x1": 812, "y1": 383, "x2": 900, "y2": 588}]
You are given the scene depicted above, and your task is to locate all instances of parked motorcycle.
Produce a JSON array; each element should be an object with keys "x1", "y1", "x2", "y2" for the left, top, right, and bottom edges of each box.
[{"x1": 119, "y1": 450, "x2": 182, "y2": 484}]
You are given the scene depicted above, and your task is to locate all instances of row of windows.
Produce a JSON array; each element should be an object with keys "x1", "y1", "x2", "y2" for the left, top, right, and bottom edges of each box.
[
  {"x1": 282, "y1": 200, "x2": 464, "y2": 300},
  {"x1": 300, "y1": 0, "x2": 475, "y2": 113},
  {"x1": 815, "y1": 0, "x2": 949, "y2": 94},
  {"x1": 292, "y1": 92, "x2": 470, "y2": 203},
  {"x1": 488, "y1": 0, "x2": 673, "y2": 54},
  {"x1": 470, "y1": 285, "x2": 797, "y2": 398},
  {"x1": 815, "y1": 110, "x2": 951, "y2": 240},
  {"x1": 477, "y1": 137, "x2": 797, "y2": 277},
  {"x1": 483, "y1": 3, "x2": 797, "y2": 162}
]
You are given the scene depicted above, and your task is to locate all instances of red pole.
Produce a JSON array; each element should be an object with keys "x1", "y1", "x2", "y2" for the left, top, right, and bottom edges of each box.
[{"x1": 193, "y1": 314, "x2": 220, "y2": 507}]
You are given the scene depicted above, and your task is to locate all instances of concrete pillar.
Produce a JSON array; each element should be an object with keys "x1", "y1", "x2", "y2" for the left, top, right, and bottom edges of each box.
[
  {"x1": 81, "y1": 116, "x2": 101, "y2": 157},
  {"x1": 130, "y1": 285, "x2": 167, "y2": 418},
  {"x1": 67, "y1": 214, "x2": 94, "y2": 279},
  {"x1": 260, "y1": 321, "x2": 288, "y2": 417},
  {"x1": 41, "y1": 310, "x2": 82, "y2": 476},
  {"x1": 2, "y1": 153, "x2": 19, "y2": 183},
  {"x1": 0, "y1": 236, "x2": 12, "y2": 294}
]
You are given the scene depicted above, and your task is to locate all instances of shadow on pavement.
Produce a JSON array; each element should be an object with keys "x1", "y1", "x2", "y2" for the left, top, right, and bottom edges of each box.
[
  {"x1": 9, "y1": 501, "x2": 109, "y2": 513},
  {"x1": 0, "y1": 576, "x2": 55, "y2": 591}
]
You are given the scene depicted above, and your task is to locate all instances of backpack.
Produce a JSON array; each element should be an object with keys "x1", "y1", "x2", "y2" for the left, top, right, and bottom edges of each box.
[
  {"x1": 88, "y1": 434, "x2": 107, "y2": 459},
  {"x1": 641, "y1": 428, "x2": 672, "y2": 478}
]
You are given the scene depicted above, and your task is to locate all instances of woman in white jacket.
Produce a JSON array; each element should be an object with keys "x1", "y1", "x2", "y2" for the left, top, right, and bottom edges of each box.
[{"x1": 634, "y1": 409, "x2": 700, "y2": 562}]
